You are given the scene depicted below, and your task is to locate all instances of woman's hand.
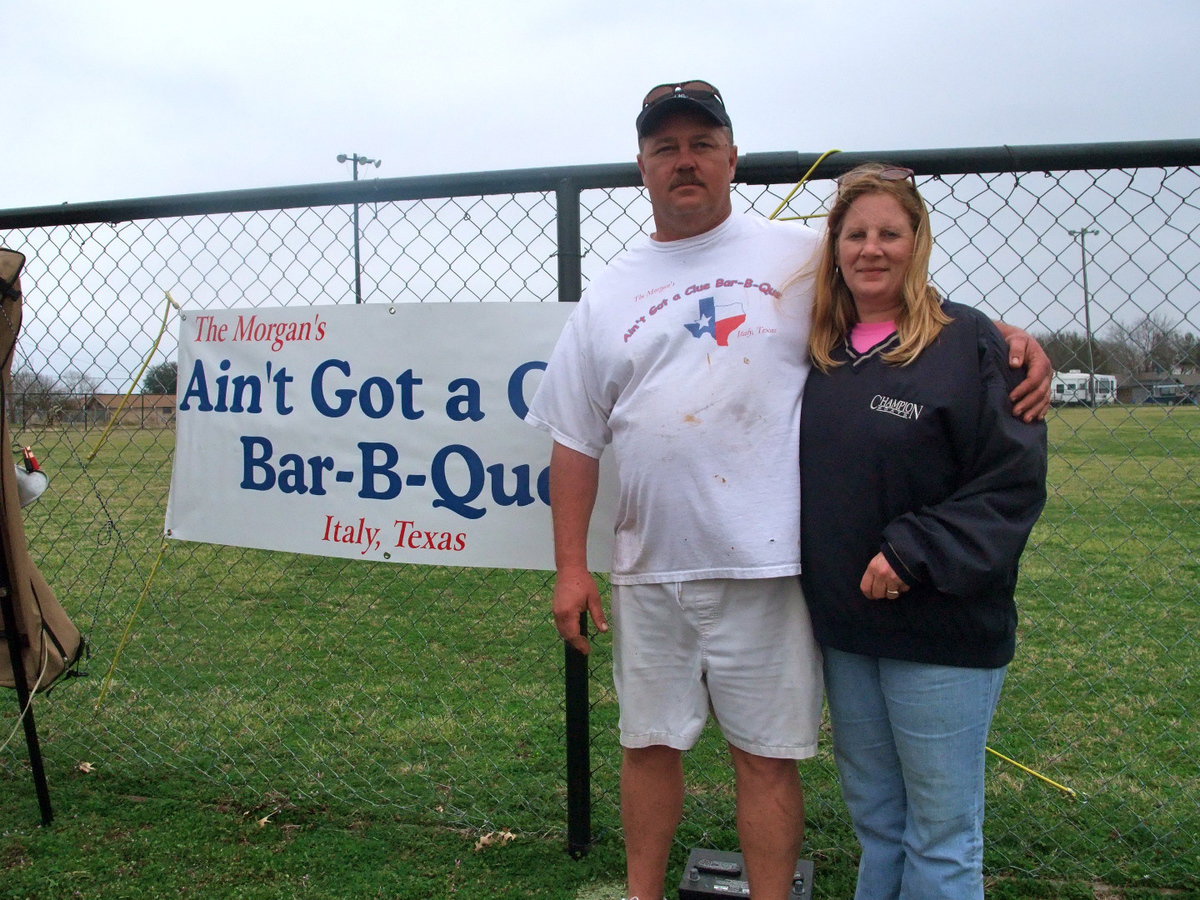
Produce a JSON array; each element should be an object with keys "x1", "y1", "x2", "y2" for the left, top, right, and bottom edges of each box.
[{"x1": 860, "y1": 552, "x2": 910, "y2": 600}]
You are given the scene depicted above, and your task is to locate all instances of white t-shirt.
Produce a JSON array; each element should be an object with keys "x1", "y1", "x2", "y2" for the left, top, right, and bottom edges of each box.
[{"x1": 526, "y1": 212, "x2": 819, "y2": 584}]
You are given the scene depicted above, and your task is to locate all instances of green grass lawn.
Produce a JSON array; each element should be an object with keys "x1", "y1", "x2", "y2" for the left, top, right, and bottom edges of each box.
[{"x1": 2, "y1": 406, "x2": 1198, "y2": 898}]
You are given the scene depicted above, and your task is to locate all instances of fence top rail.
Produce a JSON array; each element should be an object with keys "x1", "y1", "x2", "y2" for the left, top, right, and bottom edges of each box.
[{"x1": 2, "y1": 139, "x2": 1198, "y2": 229}]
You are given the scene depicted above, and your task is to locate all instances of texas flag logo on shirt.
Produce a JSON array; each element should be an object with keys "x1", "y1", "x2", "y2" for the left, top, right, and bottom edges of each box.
[{"x1": 683, "y1": 297, "x2": 747, "y2": 347}]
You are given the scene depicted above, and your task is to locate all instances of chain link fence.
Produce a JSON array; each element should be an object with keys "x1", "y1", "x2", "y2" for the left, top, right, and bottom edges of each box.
[{"x1": 1, "y1": 142, "x2": 1198, "y2": 891}]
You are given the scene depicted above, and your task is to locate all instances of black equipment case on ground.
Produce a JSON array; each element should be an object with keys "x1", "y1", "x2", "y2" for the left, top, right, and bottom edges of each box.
[{"x1": 678, "y1": 848, "x2": 814, "y2": 899}]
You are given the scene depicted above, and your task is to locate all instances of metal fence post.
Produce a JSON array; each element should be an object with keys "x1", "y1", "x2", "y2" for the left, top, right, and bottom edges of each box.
[{"x1": 554, "y1": 177, "x2": 593, "y2": 858}]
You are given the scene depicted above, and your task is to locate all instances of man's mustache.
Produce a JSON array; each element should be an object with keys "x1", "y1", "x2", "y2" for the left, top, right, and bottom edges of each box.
[{"x1": 669, "y1": 175, "x2": 705, "y2": 189}]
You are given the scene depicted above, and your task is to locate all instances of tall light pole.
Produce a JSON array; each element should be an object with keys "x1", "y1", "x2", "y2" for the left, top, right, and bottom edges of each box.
[
  {"x1": 1068, "y1": 227, "x2": 1100, "y2": 404},
  {"x1": 337, "y1": 153, "x2": 381, "y2": 304}
]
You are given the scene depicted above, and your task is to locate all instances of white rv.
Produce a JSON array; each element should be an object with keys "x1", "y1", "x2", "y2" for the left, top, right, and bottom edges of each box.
[{"x1": 1051, "y1": 369, "x2": 1117, "y2": 406}]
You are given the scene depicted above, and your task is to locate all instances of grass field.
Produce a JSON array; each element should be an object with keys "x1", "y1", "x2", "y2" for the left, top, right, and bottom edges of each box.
[{"x1": 1, "y1": 405, "x2": 1197, "y2": 899}]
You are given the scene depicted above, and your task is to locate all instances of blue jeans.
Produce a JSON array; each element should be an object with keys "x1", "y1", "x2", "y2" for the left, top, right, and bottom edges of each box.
[{"x1": 823, "y1": 647, "x2": 1006, "y2": 900}]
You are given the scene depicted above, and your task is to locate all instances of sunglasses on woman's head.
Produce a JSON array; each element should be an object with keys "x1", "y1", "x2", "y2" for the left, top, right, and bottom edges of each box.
[{"x1": 837, "y1": 167, "x2": 917, "y2": 194}]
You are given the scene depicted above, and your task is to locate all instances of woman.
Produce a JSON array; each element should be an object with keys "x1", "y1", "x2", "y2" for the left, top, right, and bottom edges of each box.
[{"x1": 799, "y1": 163, "x2": 1047, "y2": 899}]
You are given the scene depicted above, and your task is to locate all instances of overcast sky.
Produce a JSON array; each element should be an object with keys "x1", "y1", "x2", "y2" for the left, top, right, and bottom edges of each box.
[{"x1": 4, "y1": 0, "x2": 1197, "y2": 210}]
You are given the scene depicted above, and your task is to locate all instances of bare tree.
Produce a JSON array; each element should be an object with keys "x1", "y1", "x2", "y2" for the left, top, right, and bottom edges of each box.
[
  {"x1": 59, "y1": 369, "x2": 99, "y2": 400},
  {"x1": 1107, "y1": 312, "x2": 1185, "y2": 375},
  {"x1": 7, "y1": 369, "x2": 58, "y2": 424}
]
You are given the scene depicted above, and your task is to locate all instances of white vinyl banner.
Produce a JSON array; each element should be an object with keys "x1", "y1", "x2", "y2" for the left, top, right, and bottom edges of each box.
[{"x1": 165, "y1": 303, "x2": 615, "y2": 571}]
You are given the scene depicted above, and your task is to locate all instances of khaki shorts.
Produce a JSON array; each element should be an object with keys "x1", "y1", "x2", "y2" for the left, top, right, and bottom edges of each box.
[{"x1": 612, "y1": 577, "x2": 823, "y2": 759}]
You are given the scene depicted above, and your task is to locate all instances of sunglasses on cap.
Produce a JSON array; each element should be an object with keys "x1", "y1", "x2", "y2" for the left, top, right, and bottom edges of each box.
[
  {"x1": 641, "y1": 80, "x2": 726, "y2": 110},
  {"x1": 637, "y1": 80, "x2": 732, "y2": 138}
]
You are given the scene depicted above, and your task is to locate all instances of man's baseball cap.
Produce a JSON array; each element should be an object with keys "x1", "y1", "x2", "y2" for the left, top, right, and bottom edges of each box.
[{"x1": 636, "y1": 80, "x2": 732, "y2": 138}]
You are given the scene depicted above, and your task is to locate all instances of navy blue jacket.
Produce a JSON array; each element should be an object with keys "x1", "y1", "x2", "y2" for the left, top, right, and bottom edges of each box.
[{"x1": 799, "y1": 302, "x2": 1047, "y2": 668}]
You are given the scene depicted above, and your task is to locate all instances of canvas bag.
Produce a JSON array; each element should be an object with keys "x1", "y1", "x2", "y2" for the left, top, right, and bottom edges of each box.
[{"x1": 0, "y1": 248, "x2": 84, "y2": 692}]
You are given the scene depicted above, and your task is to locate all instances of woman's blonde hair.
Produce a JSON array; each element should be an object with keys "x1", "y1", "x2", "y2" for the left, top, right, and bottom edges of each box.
[{"x1": 809, "y1": 162, "x2": 950, "y2": 371}]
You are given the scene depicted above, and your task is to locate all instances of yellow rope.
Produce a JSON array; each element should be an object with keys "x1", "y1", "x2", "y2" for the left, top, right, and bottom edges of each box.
[
  {"x1": 987, "y1": 746, "x2": 1078, "y2": 799},
  {"x1": 95, "y1": 538, "x2": 169, "y2": 711},
  {"x1": 767, "y1": 149, "x2": 843, "y2": 221},
  {"x1": 87, "y1": 290, "x2": 180, "y2": 462}
]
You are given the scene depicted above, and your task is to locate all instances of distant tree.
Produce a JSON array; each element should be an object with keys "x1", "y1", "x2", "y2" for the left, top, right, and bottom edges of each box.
[
  {"x1": 10, "y1": 368, "x2": 56, "y2": 401},
  {"x1": 1033, "y1": 330, "x2": 1091, "y2": 372},
  {"x1": 1106, "y1": 313, "x2": 1182, "y2": 375},
  {"x1": 142, "y1": 361, "x2": 178, "y2": 394},
  {"x1": 60, "y1": 369, "x2": 99, "y2": 399},
  {"x1": 8, "y1": 369, "x2": 58, "y2": 423},
  {"x1": 1033, "y1": 330, "x2": 1119, "y2": 377},
  {"x1": 1177, "y1": 333, "x2": 1200, "y2": 373}
]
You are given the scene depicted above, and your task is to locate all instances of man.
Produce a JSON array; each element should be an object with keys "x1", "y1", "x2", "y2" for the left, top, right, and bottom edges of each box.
[{"x1": 526, "y1": 80, "x2": 1051, "y2": 900}]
